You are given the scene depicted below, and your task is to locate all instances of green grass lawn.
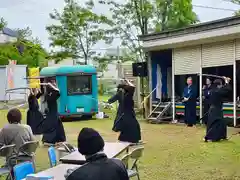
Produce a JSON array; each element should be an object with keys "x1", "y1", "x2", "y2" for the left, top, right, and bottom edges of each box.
[{"x1": 1, "y1": 108, "x2": 240, "y2": 179}]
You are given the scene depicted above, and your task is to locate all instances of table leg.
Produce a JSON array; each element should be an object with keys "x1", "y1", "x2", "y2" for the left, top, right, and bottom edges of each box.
[{"x1": 126, "y1": 147, "x2": 129, "y2": 169}]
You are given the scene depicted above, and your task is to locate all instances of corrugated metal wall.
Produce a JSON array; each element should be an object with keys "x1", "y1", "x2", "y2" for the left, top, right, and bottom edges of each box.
[
  {"x1": 202, "y1": 40, "x2": 234, "y2": 67},
  {"x1": 0, "y1": 65, "x2": 28, "y2": 101},
  {"x1": 9, "y1": 66, "x2": 28, "y2": 100},
  {"x1": 173, "y1": 46, "x2": 201, "y2": 75},
  {"x1": 173, "y1": 40, "x2": 237, "y2": 74},
  {"x1": 0, "y1": 67, "x2": 7, "y2": 101},
  {"x1": 236, "y1": 39, "x2": 240, "y2": 61}
]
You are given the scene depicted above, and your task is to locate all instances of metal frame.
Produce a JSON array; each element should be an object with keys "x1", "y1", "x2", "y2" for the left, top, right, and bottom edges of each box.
[
  {"x1": 199, "y1": 45, "x2": 203, "y2": 123},
  {"x1": 233, "y1": 40, "x2": 237, "y2": 127},
  {"x1": 172, "y1": 50, "x2": 175, "y2": 121},
  {"x1": 148, "y1": 52, "x2": 152, "y2": 114}
]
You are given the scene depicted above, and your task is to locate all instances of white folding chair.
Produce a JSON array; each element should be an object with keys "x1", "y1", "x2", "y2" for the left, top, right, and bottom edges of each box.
[
  {"x1": 121, "y1": 154, "x2": 138, "y2": 178},
  {"x1": 15, "y1": 141, "x2": 39, "y2": 172},
  {"x1": 128, "y1": 146, "x2": 144, "y2": 180},
  {"x1": 0, "y1": 144, "x2": 16, "y2": 180}
]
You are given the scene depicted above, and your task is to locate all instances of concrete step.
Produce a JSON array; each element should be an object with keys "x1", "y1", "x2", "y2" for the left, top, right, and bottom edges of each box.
[
  {"x1": 148, "y1": 116, "x2": 172, "y2": 124},
  {"x1": 152, "y1": 102, "x2": 171, "y2": 105},
  {"x1": 148, "y1": 116, "x2": 172, "y2": 121},
  {"x1": 152, "y1": 111, "x2": 162, "y2": 114}
]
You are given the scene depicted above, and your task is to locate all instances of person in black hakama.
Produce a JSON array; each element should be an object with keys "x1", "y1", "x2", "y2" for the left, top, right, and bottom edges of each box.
[
  {"x1": 27, "y1": 88, "x2": 44, "y2": 135},
  {"x1": 204, "y1": 77, "x2": 231, "y2": 142},
  {"x1": 107, "y1": 79, "x2": 141, "y2": 143},
  {"x1": 42, "y1": 80, "x2": 66, "y2": 145},
  {"x1": 202, "y1": 78, "x2": 213, "y2": 125},
  {"x1": 183, "y1": 77, "x2": 197, "y2": 127}
]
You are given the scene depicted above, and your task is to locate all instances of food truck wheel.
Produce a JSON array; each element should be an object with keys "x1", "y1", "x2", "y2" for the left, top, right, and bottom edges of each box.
[{"x1": 82, "y1": 115, "x2": 93, "y2": 120}]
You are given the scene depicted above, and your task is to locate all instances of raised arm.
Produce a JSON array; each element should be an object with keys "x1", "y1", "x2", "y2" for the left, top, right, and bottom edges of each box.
[
  {"x1": 108, "y1": 89, "x2": 123, "y2": 104},
  {"x1": 47, "y1": 90, "x2": 60, "y2": 102},
  {"x1": 218, "y1": 77, "x2": 232, "y2": 96},
  {"x1": 46, "y1": 84, "x2": 60, "y2": 102},
  {"x1": 36, "y1": 89, "x2": 43, "y2": 99}
]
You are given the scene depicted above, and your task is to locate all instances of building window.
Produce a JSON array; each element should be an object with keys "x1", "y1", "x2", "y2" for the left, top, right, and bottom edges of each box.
[{"x1": 67, "y1": 75, "x2": 92, "y2": 95}]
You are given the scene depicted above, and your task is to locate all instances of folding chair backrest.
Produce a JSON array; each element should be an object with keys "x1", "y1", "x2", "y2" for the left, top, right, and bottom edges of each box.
[
  {"x1": 0, "y1": 144, "x2": 16, "y2": 158},
  {"x1": 121, "y1": 154, "x2": 130, "y2": 167},
  {"x1": 13, "y1": 161, "x2": 35, "y2": 180},
  {"x1": 18, "y1": 141, "x2": 39, "y2": 156},
  {"x1": 130, "y1": 146, "x2": 144, "y2": 160},
  {"x1": 61, "y1": 142, "x2": 76, "y2": 153},
  {"x1": 48, "y1": 146, "x2": 57, "y2": 167}
]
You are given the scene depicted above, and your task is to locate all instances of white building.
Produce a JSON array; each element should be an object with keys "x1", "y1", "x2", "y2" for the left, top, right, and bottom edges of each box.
[
  {"x1": 0, "y1": 27, "x2": 17, "y2": 43},
  {"x1": 140, "y1": 16, "x2": 240, "y2": 126}
]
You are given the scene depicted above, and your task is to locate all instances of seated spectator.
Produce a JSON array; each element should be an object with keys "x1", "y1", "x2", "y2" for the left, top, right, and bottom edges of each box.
[
  {"x1": 66, "y1": 128, "x2": 129, "y2": 180},
  {"x1": 0, "y1": 108, "x2": 35, "y2": 154}
]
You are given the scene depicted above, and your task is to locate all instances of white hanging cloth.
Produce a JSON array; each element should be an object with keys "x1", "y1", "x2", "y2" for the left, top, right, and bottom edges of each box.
[
  {"x1": 167, "y1": 67, "x2": 172, "y2": 98},
  {"x1": 156, "y1": 64, "x2": 162, "y2": 100}
]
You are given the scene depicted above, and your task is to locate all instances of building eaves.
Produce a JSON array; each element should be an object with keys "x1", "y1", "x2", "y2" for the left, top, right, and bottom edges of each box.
[{"x1": 139, "y1": 15, "x2": 240, "y2": 42}]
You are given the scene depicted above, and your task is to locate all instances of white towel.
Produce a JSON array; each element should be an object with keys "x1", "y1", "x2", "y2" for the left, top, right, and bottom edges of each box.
[{"x1": 156, "y1": 64, "x2": 162, "y2": 100}]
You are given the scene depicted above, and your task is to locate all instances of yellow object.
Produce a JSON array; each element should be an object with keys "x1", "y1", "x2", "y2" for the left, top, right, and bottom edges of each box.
[{"x1": 28, "y1": 68, "x2": 40, "y2": 88}]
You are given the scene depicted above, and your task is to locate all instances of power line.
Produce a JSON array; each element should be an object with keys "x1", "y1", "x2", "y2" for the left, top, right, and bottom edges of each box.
[
  {"x1": 221, "y1": 0, "x2": 240, "y2": 4},
  {"x1": 192, "y1": 4, "x2": 237, "y2": 12}
]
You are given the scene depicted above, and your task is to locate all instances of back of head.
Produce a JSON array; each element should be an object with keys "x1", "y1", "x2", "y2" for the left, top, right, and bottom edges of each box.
[
  {"x1": 213, "y1": 79, "x2": 222, "y2": 86},
  {"x1": 7, "y1": 108, "x2": 22, "y2": 124},
  {"x1": 78, "y1": 128, "x2": 104, "y2": 156}
]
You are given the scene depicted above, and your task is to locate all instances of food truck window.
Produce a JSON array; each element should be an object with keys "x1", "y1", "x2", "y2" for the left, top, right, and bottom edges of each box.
[{"x1": 67, "y1": 75, "x2": 92, "y2": 95}]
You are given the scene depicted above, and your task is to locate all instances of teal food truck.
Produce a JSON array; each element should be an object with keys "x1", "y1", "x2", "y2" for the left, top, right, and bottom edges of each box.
[{"x1": 40, "y1": 65, "x2": 98, "y2": 119}]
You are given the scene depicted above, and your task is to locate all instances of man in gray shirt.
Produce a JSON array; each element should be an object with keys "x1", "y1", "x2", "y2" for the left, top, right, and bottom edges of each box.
[{"x1": 0, "y1": 108, "x2": 35, "y2": 153}]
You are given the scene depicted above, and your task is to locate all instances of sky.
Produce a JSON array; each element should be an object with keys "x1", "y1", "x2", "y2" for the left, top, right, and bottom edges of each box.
[{"x1": 0, "y1": 0, "x2": 240, "y2": 51}]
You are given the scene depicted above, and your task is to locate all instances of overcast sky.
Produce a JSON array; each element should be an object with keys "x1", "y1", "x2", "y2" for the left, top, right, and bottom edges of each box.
[{"x1": 1, "y1": 0, "x2": 240, "y2": 50}]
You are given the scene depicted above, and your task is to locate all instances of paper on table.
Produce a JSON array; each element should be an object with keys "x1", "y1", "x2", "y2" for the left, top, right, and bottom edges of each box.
[{"x1": 26, "y1": 174, "x2": 54, "y2": 180}]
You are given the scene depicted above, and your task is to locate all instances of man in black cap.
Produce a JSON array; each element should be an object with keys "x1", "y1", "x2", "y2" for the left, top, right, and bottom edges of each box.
[{"x1": 66, "y1": 128, "x2": 129, "y2": 180}]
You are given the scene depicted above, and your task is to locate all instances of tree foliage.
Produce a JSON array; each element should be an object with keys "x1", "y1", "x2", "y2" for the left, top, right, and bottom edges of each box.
[
  {"x1": 0, "y1": 18, "x2": 48, "y2": 67},
  {"x1": 99, "y1": 0, "x2": 198, "y2": 61},
  {"x1": 0, "y1": 18, "x2": 7, "y2": 30},
  {"x1": 228, "y1": 0, "x2": 240, "y2": 15},
  {"x1": 230, "y1": 0, "x2": 240, "y2": 4},
  {"x1": 46, "y1": 0, "x2": 114, "y2": 65}
]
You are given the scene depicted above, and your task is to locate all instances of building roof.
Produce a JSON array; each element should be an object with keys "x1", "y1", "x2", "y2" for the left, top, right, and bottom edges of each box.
[
  {"x1": 139, "y1": 15, "x2": 240, "y2": 42},
  {"x1": 2, "y1": 27, "x2": 18, "y2": 37},
  {"x1": 40, "y1": 65, "x2": 96, "y2": 76}
]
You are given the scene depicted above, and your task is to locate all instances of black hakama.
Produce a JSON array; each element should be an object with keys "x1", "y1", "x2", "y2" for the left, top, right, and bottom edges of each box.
[
  {"x1": 205, "y1": 85, "x2": 231, "y2": 142},
  {"x1": 42, "y1": 88, "x2": 66, "y2": 144},
  {"x1": 203, "y1": 85, "x2": 213, "y2": 125},
  {"x1": 27, "y1": 93, "x2": 44, "y2": 135},
  {"x1": 108, "y1": 85, "x2": 141, "y2": 143}
]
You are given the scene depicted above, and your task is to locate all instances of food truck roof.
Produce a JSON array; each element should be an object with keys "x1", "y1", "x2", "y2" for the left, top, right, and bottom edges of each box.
[{"x1": 40, "y1": 65, "x2": 97, "y2": 77}]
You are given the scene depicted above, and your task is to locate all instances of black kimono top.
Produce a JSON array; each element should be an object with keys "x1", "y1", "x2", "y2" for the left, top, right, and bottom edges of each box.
[
  {"x1": 28, "y1": 92, "x2": 42, "y2": 111},
  {"x1": 209, "y1": 84, "x2": 231, "y2": 108},
  {"x1": 66, "y1": 153, "x2": 129, "y2": 180},
  {"x1": 45, "y1": 87, "x2": 60, "y2": 113}
]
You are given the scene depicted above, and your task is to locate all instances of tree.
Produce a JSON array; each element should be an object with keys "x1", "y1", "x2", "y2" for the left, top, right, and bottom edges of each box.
[
  {"x1": 0, "y1": 17, "x2": 7, "y2": 30},
  {"x1": 154, "y1": 0, "x2": 198, "y2": 31},
  {"x1": 229, "y1": 0, "x2": 240, "y2": 3},
  {"x1": 99, "y1": 0, "x2": 198, "y2": 61},
  {"x1": 227, "y1": 0, "x2": 240, "y2": 15},
  {"x1": 46, "y1": 0, "x2": 114, "y2": 65},
  {"x1": 0, "y1": 19, "x2": 48, "y2": 67}
]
